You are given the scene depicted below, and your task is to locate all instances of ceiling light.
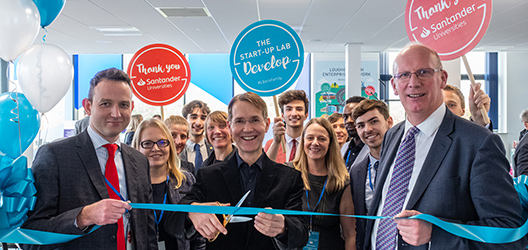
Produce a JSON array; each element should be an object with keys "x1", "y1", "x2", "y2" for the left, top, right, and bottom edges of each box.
[
  {"x1": 156, "y1": 7, "x2": 210, "y2": 18},
  {"x1": 93, "y1": 26, "x2": 142, "y2": 37}
]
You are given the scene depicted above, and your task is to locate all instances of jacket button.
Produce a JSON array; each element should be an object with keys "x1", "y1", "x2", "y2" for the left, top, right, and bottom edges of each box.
[{"x1": 110, "y1": 235, "x2": 116, "y2": 240}]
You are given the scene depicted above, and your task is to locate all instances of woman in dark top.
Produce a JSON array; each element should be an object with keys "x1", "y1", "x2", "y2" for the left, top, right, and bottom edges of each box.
[
  {"x1": 292, "y1": 118, "x2": 356, "y2": 250},
  {"x1": 133, "y1": 118, "x2": 202, "y2": 250},
  {"x1": 202, "y1": 111, "x2": 236, "y2": 167}
]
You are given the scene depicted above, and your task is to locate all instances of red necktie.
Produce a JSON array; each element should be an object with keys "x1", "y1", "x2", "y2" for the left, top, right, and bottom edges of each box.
[
  {"x1": 289, "y1": 139, "x2": 297, "y2": 162},
  {"x1": 103, "y1": 144, "x2": 125, "y2": 250}
]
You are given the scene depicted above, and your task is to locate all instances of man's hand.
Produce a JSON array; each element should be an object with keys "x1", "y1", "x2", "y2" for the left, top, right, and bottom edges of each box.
[
  {"x1": 395, "y1": 210, "x2": 432, "y2": 246},
  {"x1": 254, "y1": 208, "x2": 285, "y2": 237},
  {"x1": 272, "y1": 117, "x2": 286, "y2": 141},
  {"x1": 76, "y1": 199, "x2": 131, "y2": 228},
  {"x1": 468, "y1": 82, "x2": 491, "y2": 126},
  {"x1": 188, "y1": 202, "x2": 229, "y2": 240}
]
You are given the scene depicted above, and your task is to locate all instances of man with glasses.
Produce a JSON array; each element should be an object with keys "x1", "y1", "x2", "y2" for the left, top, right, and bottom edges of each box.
[
  {"x1": 180, "y1": 92, "x2": 308, "y2": 250},
  {"x1": 365, "y1": 44, "x2": 525, "y2": 249},
  {"x1": 23, "y1": 68, "x2": 157, "y2": 249}
]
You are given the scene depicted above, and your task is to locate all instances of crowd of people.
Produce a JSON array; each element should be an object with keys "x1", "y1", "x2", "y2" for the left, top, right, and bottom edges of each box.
[{"x1": 21, "y1": 43, "x2": 528, "y2": 250}]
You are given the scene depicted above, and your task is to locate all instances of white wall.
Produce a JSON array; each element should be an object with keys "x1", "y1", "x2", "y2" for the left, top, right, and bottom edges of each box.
[{"x1": 497, "y1": 51, "x2": 528, "y2": 162}]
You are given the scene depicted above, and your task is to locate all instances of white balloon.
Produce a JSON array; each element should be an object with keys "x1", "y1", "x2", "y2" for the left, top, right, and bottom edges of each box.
[
  {"x1": 17, "y1": 44, "x2": 73, "y2": 113},
  {"x1": 0, "y1": 0, "x2": 40, "y2": 62}
]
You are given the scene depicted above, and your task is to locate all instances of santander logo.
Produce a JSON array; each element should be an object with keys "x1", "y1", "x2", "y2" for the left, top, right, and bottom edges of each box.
[{"x1": 406, "y1": 0, "x2": 492, "y2": 61}]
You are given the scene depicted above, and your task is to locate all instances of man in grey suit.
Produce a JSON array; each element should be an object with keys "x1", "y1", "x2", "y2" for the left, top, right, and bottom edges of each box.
[
  {"x1": 365, "y1": 44, "x2": 526, "y2": 249},
  {"x1": 22, "y1": 68, "x2": 157, "y2": 249}
]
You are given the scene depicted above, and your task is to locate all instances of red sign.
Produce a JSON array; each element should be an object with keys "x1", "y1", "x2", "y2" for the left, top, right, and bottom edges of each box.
[
  {"x1": 405, "y1": 0, "x2": 492, "y2": 61},
  {"x1": 127, "y1": 44, "x2": 190, "y2": 106}
]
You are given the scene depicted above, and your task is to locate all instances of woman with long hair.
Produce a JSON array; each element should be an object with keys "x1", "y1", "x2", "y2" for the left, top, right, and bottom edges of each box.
[
  {"x1": 292, "y1": 117, "x2": 356, "y2": 250},
  {"x1": 132, "y1": 118, "x2": 201, "y2": 249}
]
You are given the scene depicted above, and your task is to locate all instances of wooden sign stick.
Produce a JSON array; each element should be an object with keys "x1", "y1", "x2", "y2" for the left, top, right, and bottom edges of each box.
[
  {"x1": 461, "y1": 55, "x2": 490, "y2": 125},
  {"x1": 273, "y1": 95, "x2": 287, "y2": 153},
  {"x1": 160, "y1": 106, "x2": 165, "y2": 121}
]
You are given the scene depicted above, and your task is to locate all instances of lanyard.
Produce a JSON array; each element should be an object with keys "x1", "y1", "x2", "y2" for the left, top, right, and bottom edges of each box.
[
  {"x1": 104, "y1": 177, "x2": 128, "y2": 213},
  {"x1": 305, "y1": 178, "x2": 327, "y2": 230},
  {"x1": 154, "y1": 175, "x2": 169, "y2": 227},
  {"x1": 345, "y1": 149, "x2": 352, "y2": 165}
]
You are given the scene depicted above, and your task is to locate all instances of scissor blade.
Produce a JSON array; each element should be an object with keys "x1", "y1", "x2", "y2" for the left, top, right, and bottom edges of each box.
[
  {"x1": 229, "y1": 216, "x2": 253, "y2": 223},
  {"x1": 226, "y1": 190, "x2": 251, "y2": 223}
]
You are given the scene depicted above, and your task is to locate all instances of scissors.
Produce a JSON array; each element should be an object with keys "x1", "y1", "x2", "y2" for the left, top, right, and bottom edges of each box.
[{"x1": 209, "y1": 190, "x2": 252, "y2": 242}]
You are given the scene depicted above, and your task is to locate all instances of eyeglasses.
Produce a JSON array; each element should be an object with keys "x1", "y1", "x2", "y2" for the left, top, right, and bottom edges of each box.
[
  {"x1": 393, "y1": 68, "x2": 441, "y2": 81},
  {"x1": 232, "y1": 118, "x2": 264, "y2": 127},
  {"x1": 140, "y1": 139, "x2": 170, "y2": 149}
]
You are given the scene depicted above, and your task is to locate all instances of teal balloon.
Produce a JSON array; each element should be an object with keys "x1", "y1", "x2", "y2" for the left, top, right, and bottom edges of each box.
[
  {"x1": 0, "y1": 93, "x2": 40, "y2": 158},
  {"x1": 32, "y1": 0, "x2": 65, "y2": 28}
]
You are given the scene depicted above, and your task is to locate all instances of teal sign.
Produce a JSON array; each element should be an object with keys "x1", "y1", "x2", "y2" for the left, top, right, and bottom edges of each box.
[{"x1": 230, "y1": 20, "x2": 304, "y2": 96}]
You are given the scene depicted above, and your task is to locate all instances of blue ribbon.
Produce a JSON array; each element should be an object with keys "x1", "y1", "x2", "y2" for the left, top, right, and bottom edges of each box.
[
  {"x1": 3, "y1": 176, "x2": 528, "y2": 245},
  {"x1": 0, "y1": 155, "x2": 37, "y2": 229}
]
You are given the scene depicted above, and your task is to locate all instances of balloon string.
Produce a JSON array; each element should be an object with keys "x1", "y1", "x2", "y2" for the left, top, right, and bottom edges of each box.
[
  {"x1": 38, "y1": 113, "x2": 49, "y2": 147},
  {"x1": 42, "y1": 27, "x2": 47, "y2": 42},
  {"x1": 6, "y1": 62, "x2": 23, "y2": 155}
]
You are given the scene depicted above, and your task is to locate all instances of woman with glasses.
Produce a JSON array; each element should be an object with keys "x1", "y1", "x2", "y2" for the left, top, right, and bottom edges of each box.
[
  {"x1": 202, "y1": 111, "x2": 236, "y2": 167},
  {"x1": 132, "y1": 118, "x2": 202, "y2": 250},
  {"x1": 292, "y1": 118, "x2": 356, "y2": 250}
]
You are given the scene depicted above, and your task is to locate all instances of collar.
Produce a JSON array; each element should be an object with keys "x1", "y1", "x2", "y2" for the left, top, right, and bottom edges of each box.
[
  {"x1": 186, "y1": 137, "x2": 205, "y2": 149},
  {"x1": 284, "y1": 133, "x2": 301, "y2": 144},
  {"x1": 87, "y1": 126, "x2": 121, "y2": 151},
  {"x1": 404, "y1": 104, "x2": 445, "y2": 138},
  {"x1": 236, "y1": 151, "x2": 264, "y2": 170},
  {"x1": 368, "y1": 153, "x2": 378, "y2": 167}
]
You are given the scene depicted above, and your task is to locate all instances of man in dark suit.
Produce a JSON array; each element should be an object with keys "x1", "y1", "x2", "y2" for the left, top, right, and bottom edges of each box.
[
  {"x1": 22, "y1": 68, "x2": 157, "y2": 249},
  {"x1": 180, "y1": 92, "x2": 308, "y2": 250},
  {"x1": 348, "y1": 99, "x2": 393, "y2": 250},
  {"x1": 365, "y1": 44, "x2": 526, "y2": 249}
]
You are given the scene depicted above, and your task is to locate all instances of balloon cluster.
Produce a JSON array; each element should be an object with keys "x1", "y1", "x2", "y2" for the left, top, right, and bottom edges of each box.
[
  {"x1": 0, "y1": 0, "x2": 72, "y2": 113},
  {"x1": 0, "y1": 93, "x2": 40, "y2": 228},
  {"x1": 0, "y1": 0, "x2": 66, "y2": 230}
]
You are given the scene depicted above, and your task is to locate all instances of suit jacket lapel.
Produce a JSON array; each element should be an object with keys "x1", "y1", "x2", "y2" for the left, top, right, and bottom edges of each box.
[
  {"x1": 406, "y1": 111, "x2": 453, "y2": 209},
  {"x1": 221, "y1": 156, "x2": 244, "y2": 204},
  {"x1": 76, "y1": 131, "x2": 108, "y2": 199},
  {"x1": 369, "y1": 123, "x2": 405, "y2": 215},
  {"x1": 121, "y1": 145, "x2": 138, "y2": 202}
]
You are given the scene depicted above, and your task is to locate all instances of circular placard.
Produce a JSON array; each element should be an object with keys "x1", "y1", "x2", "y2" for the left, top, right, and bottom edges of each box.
[
  {"x1": 230, "y1": 20, "x2": 304, "y2": 96},
  {"x1": 406, "y1": 0, "x2": 492, "y2": 61},
  {"x1": 127, "y1": 43, "x2": 191, "y2": 106}
]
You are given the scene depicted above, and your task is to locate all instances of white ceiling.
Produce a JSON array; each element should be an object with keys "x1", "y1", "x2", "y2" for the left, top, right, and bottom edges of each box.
[{"x1": 38, "y1": 0, "x2": 528, "y2": 55}]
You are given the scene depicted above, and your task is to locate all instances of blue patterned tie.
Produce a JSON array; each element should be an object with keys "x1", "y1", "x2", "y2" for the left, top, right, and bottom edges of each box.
[
  {"x1": 376, "y1": 126, "x2": 420, "y2": 249},
  {"x1": 194, "y1": 143, "x2": 203, "y2": 172}
]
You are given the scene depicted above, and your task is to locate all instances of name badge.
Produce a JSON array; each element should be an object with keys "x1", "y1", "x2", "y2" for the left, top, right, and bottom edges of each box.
[{"x1": 303, "y1": 231, "x2": 319, "y2": 250}]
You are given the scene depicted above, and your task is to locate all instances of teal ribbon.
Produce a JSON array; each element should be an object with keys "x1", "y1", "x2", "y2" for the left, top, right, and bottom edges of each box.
[
  {"x1": 0, "y1": 155, "x2": 37, "y2": 229},
  {"x1": 3, "y1": 176, "x2": 528, "y2": 245}
]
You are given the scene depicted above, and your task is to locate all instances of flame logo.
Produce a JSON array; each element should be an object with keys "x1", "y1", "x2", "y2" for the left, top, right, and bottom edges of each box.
[
  {"x1": 137, "y1": 78, "x2": 146, "y2": 86},
  {"x1": 420, "y1": 27, "x2": 431, "y2": 38}
]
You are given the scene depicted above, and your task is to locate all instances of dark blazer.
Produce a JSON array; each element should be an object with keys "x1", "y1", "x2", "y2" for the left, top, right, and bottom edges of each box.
[
  {"x1": 181, "y1": 159, "x2": 196, "y2": 174},
  {"x1": 180, "y1": 153, "x2": 309, "y2": 250},
  {"x1": 22, "y1": 131, "x2": 157, "y2": 250},
  {"x1": 348, "y1": 153, "x2": 369, "y2": 250},
  {"x1": 364, "y1": 109, "x2": 526, "y2": 249},
  {"x1": 515, "y1": 134, "x2": 528, "y2": 176}
]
